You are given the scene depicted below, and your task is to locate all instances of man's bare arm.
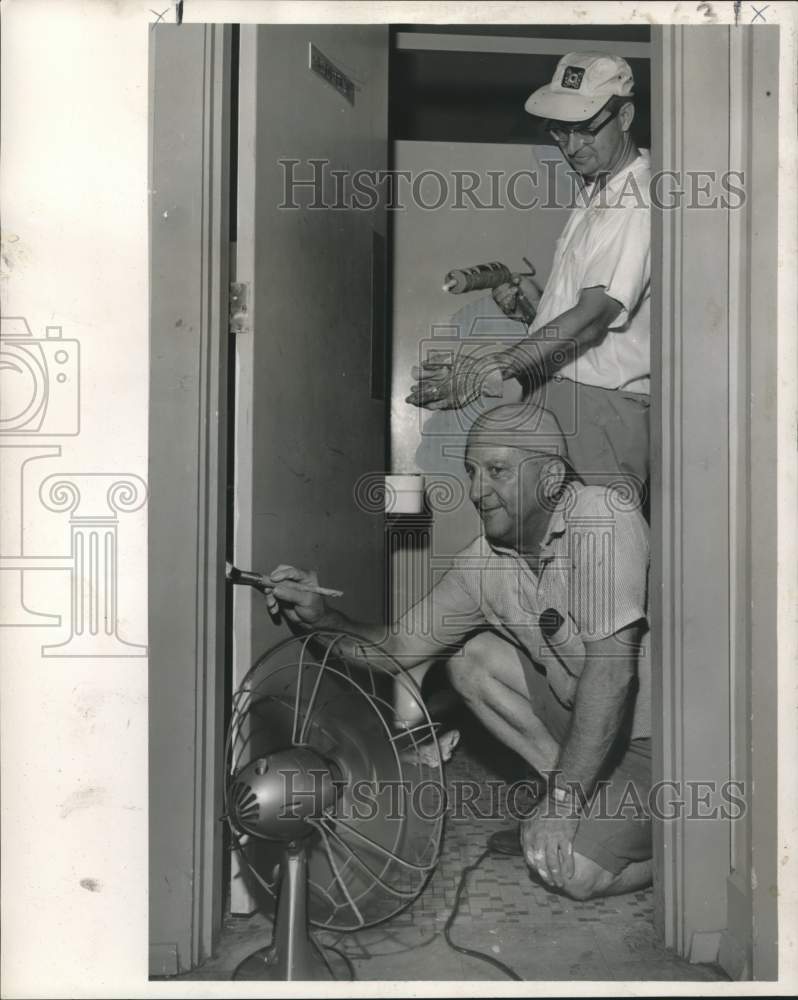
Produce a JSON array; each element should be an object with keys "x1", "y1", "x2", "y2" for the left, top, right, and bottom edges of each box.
[
  {"x1": 520, "y1": 623, "x2": 643, "y2": 888},
  {"x1": 492, "y1": 285, "x2": 623, "y2": 389},
  {"x1": 265, "y1": 564, "x2": 454, "y2": 673},
  {"x1": 553, "y1": 621, "x2": 644, "y2": 797},
  {"x1": 407, "y1": 286, "x2": 622, "y2": 410}
]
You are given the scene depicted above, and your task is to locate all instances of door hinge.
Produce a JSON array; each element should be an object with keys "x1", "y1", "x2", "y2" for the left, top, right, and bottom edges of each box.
[{"x1": 229, "y1": 282, "x2": 250, "y2": 335}]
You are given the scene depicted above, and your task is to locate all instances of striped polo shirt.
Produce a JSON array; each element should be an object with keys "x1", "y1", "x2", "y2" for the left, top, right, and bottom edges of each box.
[{"x1": 416, "y1": 483, "x2": 651, "y2": 740}]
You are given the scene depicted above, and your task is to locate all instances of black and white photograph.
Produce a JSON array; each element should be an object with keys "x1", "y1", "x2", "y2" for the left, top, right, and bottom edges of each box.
[{"x1": 2, "y1": 2, "x2": 796, "y2": 996}]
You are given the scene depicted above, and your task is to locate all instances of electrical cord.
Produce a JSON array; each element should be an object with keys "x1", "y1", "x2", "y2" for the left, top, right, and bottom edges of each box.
[
  {"x1": 323, "y1": 942, "x2": 356, "y2": 981},
  {"x1": 312, "y1": 931, "x2": 356, "y2": 982},
  {"x1": 309, "y1": 847, "x2": 524, "y2": 982},
  {"x1": 442, "y1": 846, "x2": 524, "y2": 981},
  {"x1": 310, "y1": 930, "x2": 356, "y2": 981},
  {"x1": 311, "y1": 933, "x2": 339, "y2": 980}
]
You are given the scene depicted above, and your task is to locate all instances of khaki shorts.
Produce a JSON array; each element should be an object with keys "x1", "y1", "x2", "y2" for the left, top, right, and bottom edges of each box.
[
  {"x1": 571, "y1": 738, "x2": 652, "y2": 875},
  {"x1": 532, "y1": 377, "x2": 650, "y2": 494}
]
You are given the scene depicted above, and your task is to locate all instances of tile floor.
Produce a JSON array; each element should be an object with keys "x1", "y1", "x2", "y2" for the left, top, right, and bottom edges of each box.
[{"x1": 177, "y1": 710, "x2": 728, "y2": 984}]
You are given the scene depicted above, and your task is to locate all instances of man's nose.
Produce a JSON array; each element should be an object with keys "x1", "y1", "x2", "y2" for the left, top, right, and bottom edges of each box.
[
  {"x1": 565, "y1": 131, "x2": 586, "y2": 156},
  {"x1": 469, "y1": 472, "x2": 489, "y2": 505}
]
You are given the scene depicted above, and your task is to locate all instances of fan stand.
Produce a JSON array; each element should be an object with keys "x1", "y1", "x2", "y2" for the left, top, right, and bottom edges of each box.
[
  {"x1": 233, "y1": 840, "x2": 348, "y2": 981},
  {"x1": 226, "y1": 632, "x2": 444, "y2": 981}
]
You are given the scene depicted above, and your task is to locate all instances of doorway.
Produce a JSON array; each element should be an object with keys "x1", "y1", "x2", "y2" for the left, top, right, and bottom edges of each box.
[{"x1": 148, "y1": 21, "x2": 779, "y2": 982}]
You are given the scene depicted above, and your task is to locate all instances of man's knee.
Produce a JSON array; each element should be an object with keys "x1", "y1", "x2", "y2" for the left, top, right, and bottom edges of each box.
[
  {"x1": 447, "y1": 632, "x2": 534, "y2": 707},
  {"x1": 559, "y1": 853, "x2": 614, "y2": 901}
]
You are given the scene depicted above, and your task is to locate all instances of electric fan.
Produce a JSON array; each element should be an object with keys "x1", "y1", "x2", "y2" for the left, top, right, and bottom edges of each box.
[{"x1": 223, "y1": 630, "x2": 445, "y2": 981}]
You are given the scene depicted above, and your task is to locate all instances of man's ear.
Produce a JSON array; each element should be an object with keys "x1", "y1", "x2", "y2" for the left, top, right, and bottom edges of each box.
[
  {"x1": 619, "y1": 100, "x2": 635, "y2": 133},
  {"x1": 541, "y1": 457, "x2": 567, "y2": 501}
]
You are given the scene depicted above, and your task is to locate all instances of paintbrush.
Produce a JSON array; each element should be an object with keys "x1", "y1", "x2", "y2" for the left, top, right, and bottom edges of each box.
[{"x1": 225, "y1": 562, "x2": 344, "y2": 598}]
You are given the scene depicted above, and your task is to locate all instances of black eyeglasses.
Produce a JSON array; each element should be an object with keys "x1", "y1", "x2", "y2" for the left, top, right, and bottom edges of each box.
[{"x1": 545, "y1": 102, "x2": 622, "y2": 146}]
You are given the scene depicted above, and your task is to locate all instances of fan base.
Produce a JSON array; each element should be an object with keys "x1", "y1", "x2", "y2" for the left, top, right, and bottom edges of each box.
[
  {"x1": 233, "y1": 843, "x2": 352, "y2": 980},
  {"x1": 233, "y1": 944, "x2": 349, "y2": 981}
]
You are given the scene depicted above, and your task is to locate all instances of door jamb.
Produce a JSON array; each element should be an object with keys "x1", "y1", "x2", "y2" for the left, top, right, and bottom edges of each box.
[{"x1": 148, "y1": 23, "x2": 232, "y2": 974}]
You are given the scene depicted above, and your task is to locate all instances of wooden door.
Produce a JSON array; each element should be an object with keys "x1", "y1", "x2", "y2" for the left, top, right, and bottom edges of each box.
[{"x1": 231, "y1": 24, "x2": 390, "y2": 911}]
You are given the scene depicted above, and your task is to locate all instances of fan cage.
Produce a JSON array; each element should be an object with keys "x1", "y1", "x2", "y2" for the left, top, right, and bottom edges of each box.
[{"x1": 224, "y1": 630, "x2": 446, "y2": 932}]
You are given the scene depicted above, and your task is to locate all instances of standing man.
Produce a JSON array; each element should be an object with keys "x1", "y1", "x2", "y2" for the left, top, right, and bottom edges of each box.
[
  {"x1": 265, "y1": 403, "x2": 652, "y2": 899},
  {"x1": 407, "y1": 52, "x2": 651, "y2": 492}
]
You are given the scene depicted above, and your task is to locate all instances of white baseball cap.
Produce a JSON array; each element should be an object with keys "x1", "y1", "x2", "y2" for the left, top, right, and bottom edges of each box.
[{"x1": 525, "y1": 52, "x2": 634, "y2": 123}]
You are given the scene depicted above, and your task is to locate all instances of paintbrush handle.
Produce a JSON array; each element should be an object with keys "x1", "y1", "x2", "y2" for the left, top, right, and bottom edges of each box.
[
  {"x1": 227, "y1": 564, "x2": 343, "y2": 598},
  {"x1": 270, "y1": 580, "x2": 344, "y2": 599}
]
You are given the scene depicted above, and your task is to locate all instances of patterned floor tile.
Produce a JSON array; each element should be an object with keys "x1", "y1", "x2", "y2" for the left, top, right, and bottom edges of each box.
[{"x1": 176, "y1": 717, "x2": 728, "y2": 983}]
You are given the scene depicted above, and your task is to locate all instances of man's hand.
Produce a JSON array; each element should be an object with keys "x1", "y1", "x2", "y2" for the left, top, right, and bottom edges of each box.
[
  {"x1": 492, "y1": 274, "x2": 541, "y2": 324},
  {"x1": 264, "y1": 565, "x2": 327, "y2": 627},
  {"x1": 521, "y1": 810, "x2": 579, "y2": 889},
  {"x1": 405, "y1": 351, "x2": 504, "y2": 410}
]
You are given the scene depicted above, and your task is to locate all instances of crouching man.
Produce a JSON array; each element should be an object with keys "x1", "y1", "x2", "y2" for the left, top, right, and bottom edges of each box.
[{"x1": 265, "y1": 403, "x2": 652, "y2": 900}]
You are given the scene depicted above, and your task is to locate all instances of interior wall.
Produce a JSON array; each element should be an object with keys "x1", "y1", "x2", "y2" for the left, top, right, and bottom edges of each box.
[{"x1": 390, "y1": 33, "x2": 651, "y2": 146}]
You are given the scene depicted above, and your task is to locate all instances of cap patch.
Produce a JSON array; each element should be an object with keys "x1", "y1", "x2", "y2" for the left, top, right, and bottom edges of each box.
[{"x1": 561, "y1": 66, "x2": 586, "y2": 90}]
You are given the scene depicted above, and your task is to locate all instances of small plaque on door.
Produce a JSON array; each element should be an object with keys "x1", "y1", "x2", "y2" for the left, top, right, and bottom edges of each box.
[{"x1": 309, "y1": 43, "x2": 355, "y2": 105}]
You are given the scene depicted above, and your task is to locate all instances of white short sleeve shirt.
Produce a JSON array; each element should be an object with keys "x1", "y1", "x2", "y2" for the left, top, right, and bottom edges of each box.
[{"x1": 532, "y1": 151, "x2": 651, "y2": 394}]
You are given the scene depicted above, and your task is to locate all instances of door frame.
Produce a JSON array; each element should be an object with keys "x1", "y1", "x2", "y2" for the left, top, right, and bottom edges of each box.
[
  {"x1": 148, "y1": 23, "x2": 232, "y2": 976},
  {"x1": 147, "y1": 19, "x2": 781, "y2": 981},
  {"x1": 650, "y1": 24, "x2": 778, "y2": 979},
  {"x1": 229, "y1": 21, "x2": 257, "y2": 915}
]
